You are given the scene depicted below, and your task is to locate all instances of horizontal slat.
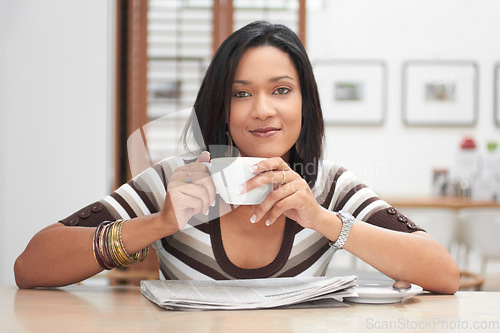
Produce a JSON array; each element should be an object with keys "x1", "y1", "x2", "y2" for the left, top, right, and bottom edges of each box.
[
  {"x1": 149, "y1": 22, "x2": 211, "y2": 31},
  {"x1": 148, "y1": 34, "x2": 211, "y2": 43},
  {"x1": 149, "y1": 11, "x2": 212, "y2": 21},
  {"x1": 234, "y1": 13, "x2": 298, "y2": 24},
  {"x1": 148, "y1": 50, "x2": 211, "y2": 58},
  {"x1": 234, "y1": 0, "x2": 296, "y2": 9}
]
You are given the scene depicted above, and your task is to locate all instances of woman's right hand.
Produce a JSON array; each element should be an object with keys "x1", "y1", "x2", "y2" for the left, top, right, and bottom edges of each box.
[{"x1": 159, "y1": 151, "x2": 216, "y2": 232}]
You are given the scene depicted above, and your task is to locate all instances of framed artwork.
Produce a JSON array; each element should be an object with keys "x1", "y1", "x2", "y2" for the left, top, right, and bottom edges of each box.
[
  {"x1": 313, "y1": 60, "x2": 386, "y2": 125},
  {"x1": 403, "y1": 61, "x2": 478, "y2": 126},
  {"x1": 495, "y1": 62, "x2": 500, "y2": 126}
]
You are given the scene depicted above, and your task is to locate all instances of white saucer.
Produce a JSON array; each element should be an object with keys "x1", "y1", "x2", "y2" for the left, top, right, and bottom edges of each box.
[{"x1": 344, "y1": 284, "x2": 423, "y2": 304}]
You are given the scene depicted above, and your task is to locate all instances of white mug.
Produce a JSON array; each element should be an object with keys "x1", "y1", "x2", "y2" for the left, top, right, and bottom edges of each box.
[{"x1": 205, "y1": 157, "x2": 272, "y2": 205}]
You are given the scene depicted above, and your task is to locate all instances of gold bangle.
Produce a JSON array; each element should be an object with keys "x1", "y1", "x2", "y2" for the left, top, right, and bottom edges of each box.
[
  {"x1": 115, "y1": 220, "x2": 135, "y2": 264},
  {"x1": 108, "y1": 221, "x2": 126, "y2": 267},
  {"x1": 120, "y1": 219, "x2": 149, "y2": 264},
  {"x1": 107, "y1": 219, "x2": 149, "y2": 268}
]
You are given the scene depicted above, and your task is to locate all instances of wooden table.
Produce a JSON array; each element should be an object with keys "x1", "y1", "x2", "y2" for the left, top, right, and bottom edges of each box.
[
  {"x1": 388, "y1": 197, "x2": 500, "y2": 209},
  {"x1": 1, "y1": 285, "x2": 499, "y2": 332}
]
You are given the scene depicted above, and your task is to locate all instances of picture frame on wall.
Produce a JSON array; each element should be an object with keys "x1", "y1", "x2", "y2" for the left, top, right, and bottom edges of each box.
[
  {"x1": 495, "y1": 62, "x2": 500, "y2": 126},
  {"x1": 402, "y1": 61, "x2": 478, "y2": 126},
  {"x1": 313, "y1": 60, "x2": 386, "y2": 125}
]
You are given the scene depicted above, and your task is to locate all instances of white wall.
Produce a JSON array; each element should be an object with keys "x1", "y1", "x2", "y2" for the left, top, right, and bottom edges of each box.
[
  {"x1": 0, "y1": 0, "x2": 112, "y2": 285},
  {"x1": 1, "y1": 0, "x2": 499, "y2": 286},
  {"x1": 0, "y1": 1, "x2": 7, "y2": 287},
  {"x1": 307, "y1": 0, "x2": 500, "y2": 197}
]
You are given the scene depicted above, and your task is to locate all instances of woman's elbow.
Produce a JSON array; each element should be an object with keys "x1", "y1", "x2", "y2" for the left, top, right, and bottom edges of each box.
[
  {"x1": 14, "y1": 255, "x2": 35, "y2": 289},
  {"x1": 430, "y1": 261, "x2": 461, "y2": 295},
  {"x1": 445, "y1": 263, "x2": 461, "y2": 294}
]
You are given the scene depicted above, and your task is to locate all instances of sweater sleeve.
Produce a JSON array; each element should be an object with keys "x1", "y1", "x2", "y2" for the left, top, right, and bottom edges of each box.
[
  {"x1": 314, "y1": 161, "x2": 424, "y2": 233},
  {"x1": 59, "y1": 156, "x2": 185, "y2": 227}
]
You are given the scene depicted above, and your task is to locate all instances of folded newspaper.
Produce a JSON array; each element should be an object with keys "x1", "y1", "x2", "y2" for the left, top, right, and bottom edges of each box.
[{"x1": 141, "y1": 275, "x2": 358, "y2": 310}]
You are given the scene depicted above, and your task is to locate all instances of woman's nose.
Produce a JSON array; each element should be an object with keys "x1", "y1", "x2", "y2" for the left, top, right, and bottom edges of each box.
[{"x1": 252, "y1": 94, "x2": 276, "y2": 120}]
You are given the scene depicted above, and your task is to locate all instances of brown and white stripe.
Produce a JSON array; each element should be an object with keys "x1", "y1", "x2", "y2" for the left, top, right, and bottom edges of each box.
[{"x1": 60, "y1": 156, "x2": 424, "y2": 280}]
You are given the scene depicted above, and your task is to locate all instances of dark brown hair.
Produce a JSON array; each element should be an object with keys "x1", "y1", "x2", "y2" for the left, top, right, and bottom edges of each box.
[{"x1": 184, "y1": 21, "x2": 324, "y2": 186}]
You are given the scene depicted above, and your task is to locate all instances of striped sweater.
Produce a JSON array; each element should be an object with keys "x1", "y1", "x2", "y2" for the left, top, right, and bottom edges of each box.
[{"x1": 60, "y1": 156, "x2": 423, "y2": 280}]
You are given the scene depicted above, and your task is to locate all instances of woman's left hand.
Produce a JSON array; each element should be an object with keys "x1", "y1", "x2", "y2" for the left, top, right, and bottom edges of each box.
[{"x1": 241, "y1": 157, "x2": 325, "y2": 229}]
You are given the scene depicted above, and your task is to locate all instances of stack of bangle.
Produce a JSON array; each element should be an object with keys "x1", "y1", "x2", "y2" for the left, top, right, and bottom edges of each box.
[{"x1": 92, "y1": 219, "x2": 149, "y2": 270}]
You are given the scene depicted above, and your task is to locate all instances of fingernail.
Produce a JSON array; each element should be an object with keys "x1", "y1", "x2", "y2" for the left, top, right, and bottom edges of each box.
[
  {"x1": 265, "y1": 219, "x2": 271, "y2": 227},
  {"x1": 204, "y1": 209, "x2": 209, "y2": 216},
  {"x1": 250, "y1": 165, "x2": 258, "y2": 173},
  {"x1": 211, "y1": 200, "x2": 216, "y2": 207},
  {"x1": 238, "y1": 185, "x2": 245, "y2": 194},
  {"x1": 250, "y1": 214, "x2": 257, "y2": 223},
  {"x1": 202, "y1": 150, "x2": 210, "y2": 156}
]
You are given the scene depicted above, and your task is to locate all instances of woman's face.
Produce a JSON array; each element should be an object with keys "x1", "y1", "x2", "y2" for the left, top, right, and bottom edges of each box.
[{"x1": 229, "y1": 46, "x2": 302, "y2": 161}]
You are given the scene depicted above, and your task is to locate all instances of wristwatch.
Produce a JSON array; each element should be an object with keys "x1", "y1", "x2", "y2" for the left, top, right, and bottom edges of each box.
[{"x1": 329, "y1": 210, "x2": 355, "y2": 250}]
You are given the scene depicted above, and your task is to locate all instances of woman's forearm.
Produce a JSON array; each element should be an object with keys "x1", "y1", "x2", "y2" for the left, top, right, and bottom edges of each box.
[
  {"x1": 14, "y1": 223, "x2": 99, "y2": 289},
  {"x1": 14, "y1": 213, "x2": 172, "y2": 289},
  {"x1": 344, "y1": 223, "x2": 460, "y2": 294},
  {"x1": 314, "y1": 209, "x2": 460, "y2": 294}
]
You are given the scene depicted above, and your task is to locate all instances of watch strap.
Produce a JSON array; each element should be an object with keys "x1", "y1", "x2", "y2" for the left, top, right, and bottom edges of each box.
[{"x1": 329, "y1": 210, "x2": 355, "y2": 250}]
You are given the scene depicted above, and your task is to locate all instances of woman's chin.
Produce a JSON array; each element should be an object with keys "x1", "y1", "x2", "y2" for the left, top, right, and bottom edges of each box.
[{"x1": 238, "y1": 150, "x2": 291, "y2": 161}]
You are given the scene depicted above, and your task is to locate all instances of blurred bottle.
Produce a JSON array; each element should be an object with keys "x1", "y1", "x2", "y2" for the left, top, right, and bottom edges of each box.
[
  {"x1": 480, "y1": 141, "x2": 500, "y2": 201},
  {"x1": 432, "y1": 168, "x2": 449, "y2": 197},
  {"x1": 453, "y1": 136, "x2": 480, "y2": 198}
]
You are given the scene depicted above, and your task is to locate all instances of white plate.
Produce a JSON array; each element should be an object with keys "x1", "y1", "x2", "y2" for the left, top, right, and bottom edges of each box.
[{"x1": 344, "y1": 284, "x2": 423, "y2": 304}]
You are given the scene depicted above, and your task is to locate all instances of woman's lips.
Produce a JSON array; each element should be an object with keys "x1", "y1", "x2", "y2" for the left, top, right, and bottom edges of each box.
[{"x1": 250, "y1": 127, "x2": 281, "y2": 138}]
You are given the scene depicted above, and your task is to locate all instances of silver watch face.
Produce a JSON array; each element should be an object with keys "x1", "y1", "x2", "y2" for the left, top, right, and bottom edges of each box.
[{"x1": 338, "y1": 210, "x2": 355, "y2": 222}]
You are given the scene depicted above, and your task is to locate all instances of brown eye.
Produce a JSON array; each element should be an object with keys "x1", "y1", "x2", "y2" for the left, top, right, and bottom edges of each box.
[
  {"x1": 273, "y1": 87, "x2": 291, "y2": 95},
  {"x1": 234, "y1": 91, "x2": 251, "y2": 98}
]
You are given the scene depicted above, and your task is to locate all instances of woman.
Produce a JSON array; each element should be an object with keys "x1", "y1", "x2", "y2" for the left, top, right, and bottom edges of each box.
[{"x1": 14, "y1": 21, "x2": 460, "y2": 293}]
